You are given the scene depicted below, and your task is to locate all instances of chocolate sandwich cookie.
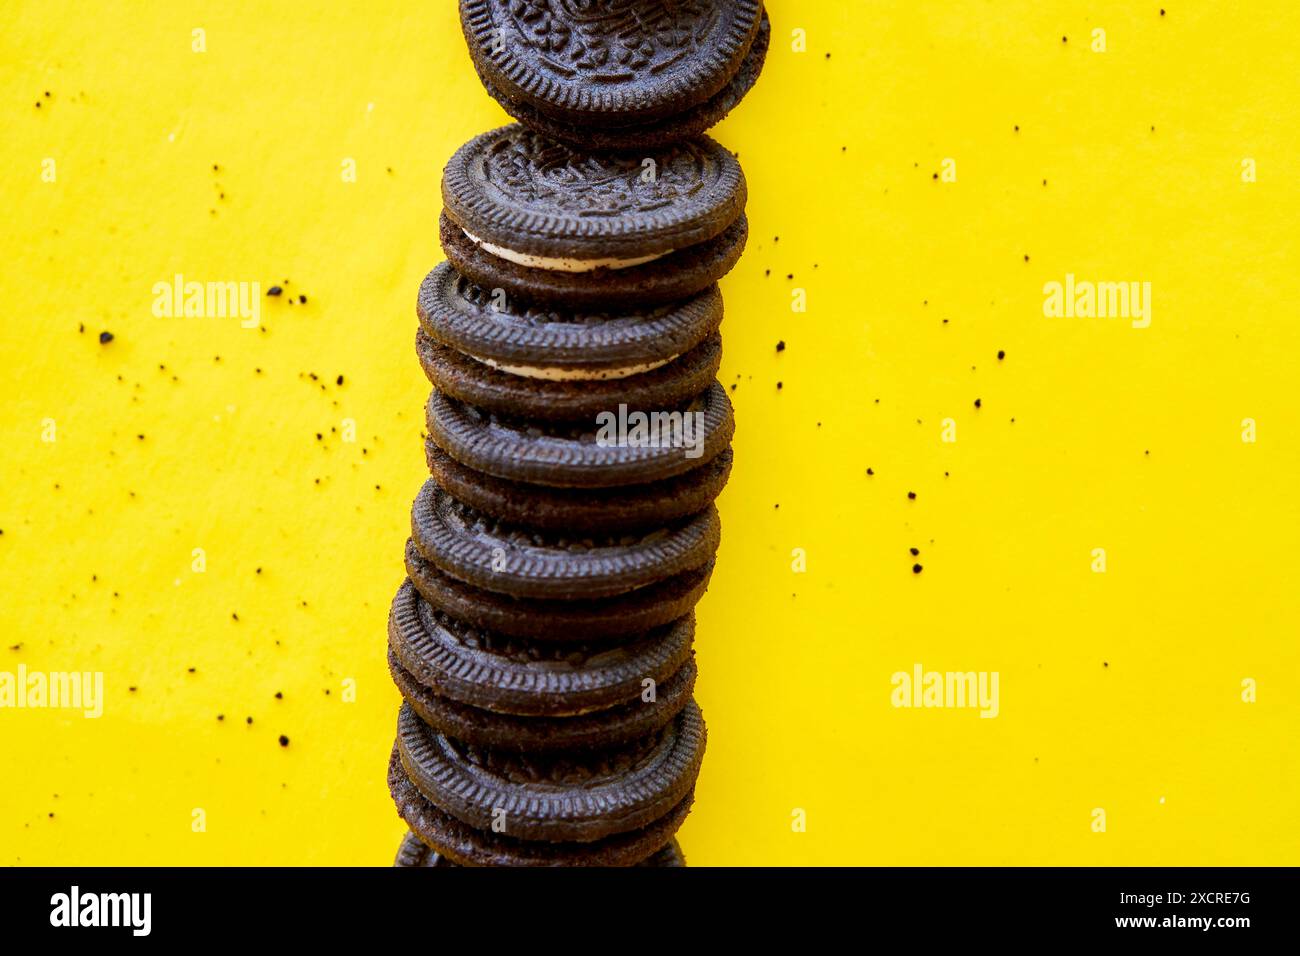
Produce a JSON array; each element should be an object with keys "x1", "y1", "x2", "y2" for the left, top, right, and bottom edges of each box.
[
  {"x1": 476, "y1": 11, "x2": 771, "y2": 151},
  {"x1": 390, "y1": 650, "x2": 696, "y2": 752},
  {"x1": 460, "y1": 0, "x2": 767, "y2": 150},
  {"x1": 395, "y1": 698, "x2": 705, "y2": 838},
  {"x1": 416, "y1": 327, "x2": 722, "y2": 422},
  {"x1": 387, "y1": 578, "x2": 694, "y2": 718},
  {"x1": 390, "y1": 748, "x2": 696, "y2": 866},
  {"x1": 441, "y1": 125, "x2": 747, "y2": 309},
  {"x1": 426, "y1": 382, "x2": 734, "y2": 489},
  {"x1": 425, "y1": 442, "x2": 732, "y2": 533},
  {"x1": 417, "y1": 262, "x2": 724, "y2": 382},
  {"x1": 405, "y1": 540, "x2": 714, "y2": 642},
  {"x1": 393, "y1": 830, "x2": 686, "y2": 868},
  {"x1": 410, "y1": 480, "x2": 721, "y2": 600}
]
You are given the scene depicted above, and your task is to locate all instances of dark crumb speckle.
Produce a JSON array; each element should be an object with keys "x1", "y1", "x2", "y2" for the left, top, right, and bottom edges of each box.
[
  {"x1": 266, "y1": 286, "x2": 282, "y2": 297},
  {"x1": 907, "y1": 491, "x2": 916, "y2": 500},
  {"x1": 775, "y1": 340, "x2": 785, "y2": 353},
  {"x1": 99, "y1": 331, "x2": 114, "y2": 344},
  {"x1": 246, "y1": 716, "x2": 253, "y2": 724},
  {"x1": 336, "y1": 374, "x2": 343, "y2": 385},
  {"x1": 1103, "y1": 661, "x2": 1109, "y2": 668},
  {"x1": 275, "y1": 691, "x2": 283, "y2": 699},
  {"x1": 299, "y1": 294, "x2": 307, "y2": 304},
  {"x1": 278, "y1": 735, "x2": 290, "y2": 748},
  {"x1": 997, "y1": 350, "x2": 1006, "y2": 360},
  {"x1": 910, "y1": 547, "x2": 920, "y2": 556},
  {"x1": 776, "y1": 381, "x2": 783, "y2": 390},
  {"x1": 912, "y1": 564, "x2": 923, "y2": 574},
  {"x1": 974, "y1": 398, "x2": 982, "y2": 409},
  {"x1": 866, "y1": 468, "x2": 874, "y2": 476}
]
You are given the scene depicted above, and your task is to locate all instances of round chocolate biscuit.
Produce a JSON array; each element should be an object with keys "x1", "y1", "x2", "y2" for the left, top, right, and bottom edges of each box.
[
  {"x1": 393, "y1": 829, "x2": 686, "y2": 868},
  {"x1": 459, "y1": 0, "x2": 764, "y2": 129},
  {"x1": 389, "y1": 649, "x2": 696, "y2": 752},
  {"x1": 426, "y1": 381, "x2": 734, "y2": 489},
  {"x1": 410, "y1": 480, "x2": 721, "y2": 600},
  {"x1": 479, "y1": 10, "x2": 771, "y2": 150},
  {"x1": 441, "y1": 210, "x2": 748, "y2": 310},
  {"x1": 405, "y1": 540, "x2": 715, "y2": 642},
  {"x1": 416, "y1": 262, "x2": 724, "y2": 378},
  {"x1": 395, "y1": 698, "x2": 706, "y2": 842},
  {"x1": 387, "y1": 577, "x2": 694, "y2": 717},
  {"x1": 425, "y1": 442, "x2": 733, "y2": 534},
  {"x1": 390, "y1": 746, "x2": 696, "y2": 866},
  {"x1": 442, "y1": 126, "x2": 745, "y2": 260},
  {"x1": 416, "y1": 326, "x2": 722, "y2": 422}
]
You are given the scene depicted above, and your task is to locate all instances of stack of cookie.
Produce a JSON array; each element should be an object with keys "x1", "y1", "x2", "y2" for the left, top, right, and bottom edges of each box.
[{"x1": 388, "y1": 0, "x2": 768, "y2": 867}]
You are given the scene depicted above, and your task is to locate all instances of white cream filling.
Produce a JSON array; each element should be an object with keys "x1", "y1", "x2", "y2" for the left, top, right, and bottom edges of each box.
[
  {"x1": 463, "y1": 229, "x2": 669, "y2": 273},
  {"x1": 474, "y1": 353, "x2": 677, "y2": 381}
]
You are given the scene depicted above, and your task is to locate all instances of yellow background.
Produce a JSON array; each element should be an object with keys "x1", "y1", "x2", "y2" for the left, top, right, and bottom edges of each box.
[{"x1": 2, "y1": 1, "x2": 1297, "y2": 866}]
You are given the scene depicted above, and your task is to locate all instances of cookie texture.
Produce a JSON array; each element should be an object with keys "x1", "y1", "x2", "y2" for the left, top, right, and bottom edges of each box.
[
  {"x1": 390, "y1": 649, "x2": 696, "y2": 752},
  {"x1": 395, "y1": 699, "x2": 706, "y2": 841},
  {"x1": 441, "y1": 210, "x2": 748, "y2": 310},
  {"x1": 410, "y1": 480, "x2": 721, "y2": 600},
  {"x1": 417, "y1": 327, "x2": 722, "y2": 422},
  {"x1": 460, "y1": 0, "x2": 764, "y2": 128},
  {"x1": 387, "y1": 578, "x2": 695, "y2": 717},
  {"x1": 426, "y1": 381, "x2": 734, "y2": 489},
  {"x1": 478, "y1": 9, "x2": 771, "y2": 150},
  {"x1": 442, "y1": 126, "x2": 745, "y2": 259},
  {"x1": 393, "y1": 829, "x2": 686, "y2": 867},
  {"x1": 416, "y1": 262, "x2": 724, "y2": 375},
  {"x1": 390, "y1": 746, "x2": 696, "y2": 866},
  {"x1": 425, "y1": 442, "x2": 732, "y2": 533},
  {"x1": 405, "y1": 540, "x2": 716, "y2": 642}
]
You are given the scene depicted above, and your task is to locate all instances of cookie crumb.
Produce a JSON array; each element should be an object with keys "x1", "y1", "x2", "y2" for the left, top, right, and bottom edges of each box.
[{"x1": 99, "y1": 331, "x2": 114, "y2": 344}]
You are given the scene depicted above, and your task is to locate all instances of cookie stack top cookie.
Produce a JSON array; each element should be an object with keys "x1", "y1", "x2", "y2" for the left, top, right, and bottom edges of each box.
[{"x1": 460, "y1": 0, "x2": 770, "y2": 149}]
